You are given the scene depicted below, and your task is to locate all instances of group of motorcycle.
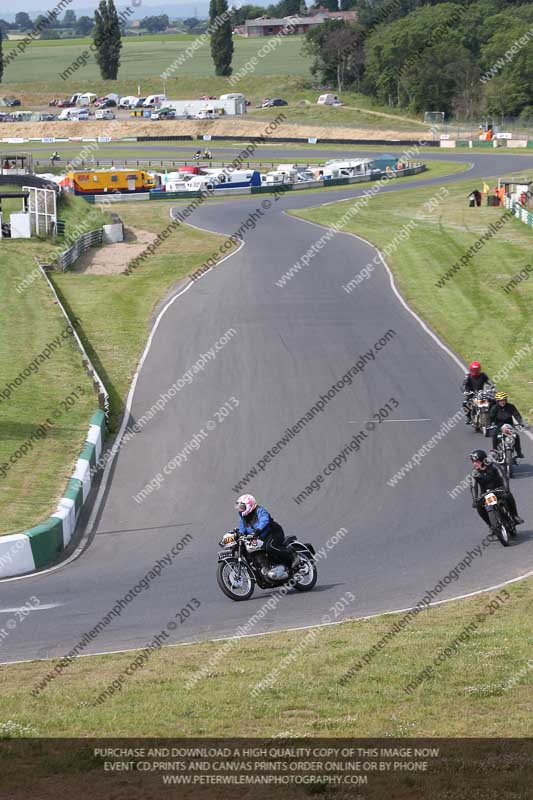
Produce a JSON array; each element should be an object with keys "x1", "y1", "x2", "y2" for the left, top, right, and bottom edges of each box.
[
  {"x1": 214, "y1": 366, "x2": 528, "y2": 600},
  {"x1": 463, "y1": 387, "x2": 520, "y2": 479},
  {"x1": 463, "y1": 382, "x2": 527, "y2": 547}
]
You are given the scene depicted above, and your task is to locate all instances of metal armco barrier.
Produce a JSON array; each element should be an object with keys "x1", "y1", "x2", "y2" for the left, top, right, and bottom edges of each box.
[{"x1": 58, "y1": 228, "x2": 103, "y2": 271}]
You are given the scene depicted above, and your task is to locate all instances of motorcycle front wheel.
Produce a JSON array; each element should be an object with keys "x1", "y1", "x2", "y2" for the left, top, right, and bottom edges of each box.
[
  {"x1": 495, "y1": 524, "x2": 510, "y2": 547},
  {"x1": 217, "y1": 559, "x2": 255, "y2": 601},
  {"x1": 505, "y1": 450, "x2": 514, "y2": 479}
]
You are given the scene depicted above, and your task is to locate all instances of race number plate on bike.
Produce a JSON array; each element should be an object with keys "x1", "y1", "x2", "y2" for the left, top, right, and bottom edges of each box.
[{"x1": 485, "y1": 493, "x2": 498, "y2": 506}]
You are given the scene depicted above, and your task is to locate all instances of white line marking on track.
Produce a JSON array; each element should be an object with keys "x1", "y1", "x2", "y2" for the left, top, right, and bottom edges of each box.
[
  {"x1": 0, "y1": 603, "x2": 62, "y2": 613},
  {"x1": 2, "y1": 568, "x2": 531, "y2": 667},
  {"x1": 348, "y1": 418, "x2": 431, "y2": 423}
]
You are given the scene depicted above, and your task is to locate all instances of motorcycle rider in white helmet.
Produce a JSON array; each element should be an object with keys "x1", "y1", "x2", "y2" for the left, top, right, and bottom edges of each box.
[{"x1": 235, "y1": 494, "x2": 299, "y2": 573}]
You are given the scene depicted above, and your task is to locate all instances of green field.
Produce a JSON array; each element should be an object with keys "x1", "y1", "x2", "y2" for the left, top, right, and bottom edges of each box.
[
  {"x1": 0, "y1": 33, "x2": 439, "y2": 134},
  {"x1": 2, "y1": 35, "x2": 312, "y2": 84}
]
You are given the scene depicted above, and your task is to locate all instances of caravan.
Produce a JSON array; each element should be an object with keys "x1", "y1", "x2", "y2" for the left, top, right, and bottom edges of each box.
[
  {"x1": 143, "y1": 94, "x2": 167, "y2": 107},
  {"x1": 317, "y1": 93, "x2": 342, "y2": 106}
]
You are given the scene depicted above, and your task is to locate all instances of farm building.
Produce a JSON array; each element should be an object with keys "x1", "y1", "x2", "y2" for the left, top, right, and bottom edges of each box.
[{"x1": 237, "y1": 9, "x2": 357, "y2": 36}]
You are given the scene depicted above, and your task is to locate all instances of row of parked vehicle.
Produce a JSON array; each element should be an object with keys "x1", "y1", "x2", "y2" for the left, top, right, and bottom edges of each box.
[{"x1": 50, "y1": 92, "x2": 168, "y2": 109}]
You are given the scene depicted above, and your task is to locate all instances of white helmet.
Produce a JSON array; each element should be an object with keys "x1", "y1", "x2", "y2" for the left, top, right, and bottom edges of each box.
[{"x1": 235, "y1": 494, "x2": 257, "y2": 516}]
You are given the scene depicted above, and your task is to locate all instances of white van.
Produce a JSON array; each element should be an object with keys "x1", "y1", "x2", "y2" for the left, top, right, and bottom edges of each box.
[
  {"x1": 219, "y1": 93, "x2": 245, "y2": 101},
  {"x1": 317, "y1": 93, "x2": 342, "y2": 105},
  {"x1": 58, "y1": 107, "x2": 89, "y2": 121},
  {"x1": 142, "y1": 94, "x2": 167, "y2": 107}
]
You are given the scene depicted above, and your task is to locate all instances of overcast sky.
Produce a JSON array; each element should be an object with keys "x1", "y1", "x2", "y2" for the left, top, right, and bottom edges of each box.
[
  {"x1": 0, "y1": 0, "x2": 216, "y2": 13},
  {"x1": 0, "y1": 1, "x2": 217, "y2": 13}
]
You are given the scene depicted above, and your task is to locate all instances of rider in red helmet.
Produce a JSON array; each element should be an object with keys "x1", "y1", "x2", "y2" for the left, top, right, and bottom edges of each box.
[{"x1": 462, "y1": 360, "x2": 494, "y2": 424}]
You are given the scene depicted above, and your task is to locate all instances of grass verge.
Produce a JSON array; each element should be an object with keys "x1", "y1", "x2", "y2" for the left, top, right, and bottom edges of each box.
[
  {"x1": 2, "y1": 578, "x2": 532, "y2": 738},
  {"x1": 0, "y1": 192, "x2": 109, "y2": 535}
]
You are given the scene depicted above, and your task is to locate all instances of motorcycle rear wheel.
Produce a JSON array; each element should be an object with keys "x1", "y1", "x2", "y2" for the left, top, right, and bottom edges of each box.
[
  {"x1": 292, "y1": 552, "x2": 318, "y2": 592},
  {"x1": 217, "y1": 559, "x2": 255, "y2": 601}
]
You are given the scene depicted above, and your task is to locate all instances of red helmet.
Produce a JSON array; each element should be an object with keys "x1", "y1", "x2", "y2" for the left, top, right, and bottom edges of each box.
[{"x1": 469, "y1": 361, "x2": 481, "y2": 376}]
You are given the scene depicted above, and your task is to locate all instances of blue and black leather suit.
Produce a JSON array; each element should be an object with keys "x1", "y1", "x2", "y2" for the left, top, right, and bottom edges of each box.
[{"x1": 238, "y1": 506, "x2": 294, "y2": 569}]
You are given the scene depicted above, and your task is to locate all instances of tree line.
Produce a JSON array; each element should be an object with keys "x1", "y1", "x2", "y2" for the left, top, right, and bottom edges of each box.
[{"x1": 303, "y1": 0, "x2": 533, "y2": 118}]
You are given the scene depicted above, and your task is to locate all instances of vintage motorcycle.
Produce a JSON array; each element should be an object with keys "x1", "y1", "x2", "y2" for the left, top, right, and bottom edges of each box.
[
  {"x1": 490, "y1": 423, "x2": 518, "y2": 479},
  {"x1": 216, "y1": 528, "x2": 317, "y2": 601},
  {"x1": 464, "y1": 388, "x2": 494, "y2": 434},
  {"x1": 481, "y1": 488, "x2": 516, "y2": 546}
]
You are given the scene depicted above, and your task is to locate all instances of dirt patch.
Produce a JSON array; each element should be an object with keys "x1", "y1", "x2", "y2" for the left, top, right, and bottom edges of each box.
[
  {"x1": 73, "y1": 225, "x2": 157, "y2": 275},
  {"x1": 5, "y1": 118, "x2": 431, "y2": 143}
]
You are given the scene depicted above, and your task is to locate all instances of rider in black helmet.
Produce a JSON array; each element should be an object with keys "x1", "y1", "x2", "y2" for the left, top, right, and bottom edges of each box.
[{"x1": 469, "y1": 449, "x2": 524, "y2": 529}]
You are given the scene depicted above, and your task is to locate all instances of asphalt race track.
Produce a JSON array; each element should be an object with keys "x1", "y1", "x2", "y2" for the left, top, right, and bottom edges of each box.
[{"x1": 2, "y1": 150, "x2": 533, "y2": 667}]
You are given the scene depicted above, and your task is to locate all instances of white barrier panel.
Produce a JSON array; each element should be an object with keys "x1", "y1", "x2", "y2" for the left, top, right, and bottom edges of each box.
[
  {"x1": 73, "y1": 458, "x2": 92, "y2": 502},
  {"x1": 0, "y1": 534, "x2": 35, "y2": 578},
  {"x1": 51, "y1": 498, "x2": 76, "y2": 546}
]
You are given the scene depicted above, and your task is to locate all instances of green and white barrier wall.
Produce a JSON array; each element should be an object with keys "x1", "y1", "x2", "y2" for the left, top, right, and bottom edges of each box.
[{"x1": 0, "y1": 410, "x2": 105, "y2": 579}]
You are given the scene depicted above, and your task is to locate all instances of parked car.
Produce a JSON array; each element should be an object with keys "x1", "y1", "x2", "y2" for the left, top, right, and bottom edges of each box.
[
  {"x1": 99, "y1": 99, "x2": 117, "y2": 108},
  {"x1": 129, "y1": 97, "x2": 146, "y2": 108},
  {"x1": 95, "y1": 108, "x2": 116, "y2": 120},
  {"x1": 57, "y1": 99, "x2": 71, "y2": 107},
  {"x1": 39, "y1": 113, "x2": 56, "y2": 121},
  {"x1": 5, "y1": 98, "x2": 21, "y2": 107},
  {"x1": 260, "y1": 98, "x2": 286, "y2": 107},
  {"x1": 200, "y1": 95, "x2": 217, "y2": 100},
  {"x1": 219, "y1": 93, "x2": 245, "y2": 101}
]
